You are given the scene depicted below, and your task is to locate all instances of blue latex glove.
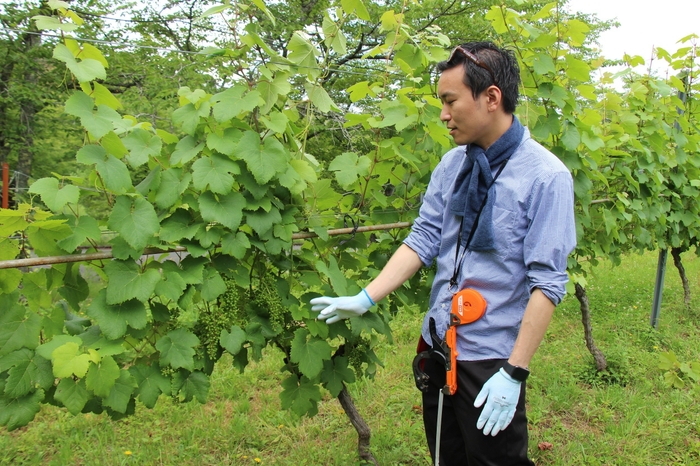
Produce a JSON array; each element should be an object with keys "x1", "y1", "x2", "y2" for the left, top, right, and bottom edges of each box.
[
  {"x1": 310, "y1": 290, "x2": 374, "y2": 324},
  {"x1": 473, "y1": 368, "x2": 522, "y2": 436}
]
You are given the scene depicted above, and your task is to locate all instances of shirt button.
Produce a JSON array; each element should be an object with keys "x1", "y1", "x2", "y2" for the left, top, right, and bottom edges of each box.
[{"x1": 441, "y1": 304, "x2": 446, "y2": 309}]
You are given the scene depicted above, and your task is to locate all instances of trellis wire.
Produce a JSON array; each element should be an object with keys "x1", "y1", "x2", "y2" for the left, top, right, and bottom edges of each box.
[{"x1": 0, "y1": 221, "x2": 411, "y2": 270}]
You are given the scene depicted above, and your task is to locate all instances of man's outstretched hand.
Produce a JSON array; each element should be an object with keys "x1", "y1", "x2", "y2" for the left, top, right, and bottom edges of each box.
[{"x1": 310, "y1": 290, "x2": 374, "y2": 324}]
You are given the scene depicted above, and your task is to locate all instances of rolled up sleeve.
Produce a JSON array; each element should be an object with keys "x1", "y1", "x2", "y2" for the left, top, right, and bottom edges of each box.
[{"x1": 524, "y1": 170, "x2": 577, "y2": 305}]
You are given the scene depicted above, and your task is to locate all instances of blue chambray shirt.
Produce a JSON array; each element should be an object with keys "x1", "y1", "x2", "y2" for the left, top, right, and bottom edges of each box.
[{"x1": 404, "y1": 128, "x2": 577, "y2": 361}]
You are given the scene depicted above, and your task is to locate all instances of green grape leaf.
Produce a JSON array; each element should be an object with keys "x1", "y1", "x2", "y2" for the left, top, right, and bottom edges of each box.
[
  {"x1": 160, "y1": 209, "x2": 201, "y2": 242},
  {"x1": 2, "y1": 352, "x2": 50, "y2": 397},
  {"x1": 104, "y1": 369, "x2": 137, "y2": 413},
  {"x1": 156, "y1": 329, "x2": 200, "y2": 371},
  {"x1": 64, "y1": 91, "x2": 93, "y2": 118},
  {"x1": 220, "y1": 231, "x2": 251, "y2": 259},
  {"x1": 564, "y1": 55, "x2": 591, "y2": 81},
  {"x1": 108, "y1": 195, "x2": 159, "y2": 251},
  {"x1": 0, "y1": 269, "x2": 22, "y2": 295},
  {"x1": 195, "y1": 224, "x2": 223, "y2": 248},
  {"x1": 76, "y1": 143, "x2": 105, "y2": 164},
  {"x1": 123, "y1": 128, "x2": 162, "y2": 167},
  {"x1": 35, "y1": 335, "x2": 82, "y2": 360},
  {"x1": 83, "y1": 105, "x2": 122, "y2": 140},
  {"x1": 82, "y1": 332, "x2": 126, "y2": 359},
  {"x1": 198, "y1": 191, "x2": 245, "y2": 231},
  {"x1": 235, "y1": 131, "x2": 289, "y2": 184},
  {"x1": 170, "y1": 136, "x2": 205, "y2": 166},
  {"x1": 57, "y1": 215, "x2": 102, "y2": 252},
  {"x1": 290, "y1": 329, "x2": 331, "y2": 379},
  {"x1": 58, "y1": 263, "x2": 90, "y2": 311},
  {"x1": 237, "y1": 168, "x2": 269, "y2": 200},
  {"x1": 52, "y1": 382, "x2": 86, "y2": 416},
  {"x1": 561, "y1": 123, "x2": 581, "y2": 151},
  {"x1": 0, "y1": 305, "x2": 42, "y2": 356},
  {"x1": 245, "y1": 207, "x2": 281, "y2": 236},
  {"x1": 321, "y1": 356, "x2": 356, "y2": 397},
  {"x1": 211, "y1": 86, "x2": 262, "y2": 122},
  {"x1": 533, "y1": 53, "x2": 556, "y2": 75},
  {"x1": 322, "y1": 14, "x2": 347, "y2": 55},
  {"x1": 287, "y1": 32, "x2": 319, "y2": 76},
  {"x1": 280, "y1": 374, "x2": 321, "y2": 417},
  {"x1": 171, "y1": 370, "x2": 209, "y2": 403},
  {"x1": 0, "y1": 389, "x2": 43, "y2": 431},
  {"x1": 85, "y1": 355, "x2": 120, "y2": 398},
  {"x1": 95, "y1": 154, "x2": 132, "y2": 193},
  {"x1": 92, "y1": 82, "x2": 122, "y2": 109},
  {"x1": 581, "y1": 131, "x2": 605, "y2": 152},
  {"x1": 315, "y1": 256, "x2": 348, "y2": 296},
  {"x1": 155, "y1": 168, "x2": 191, "y2": 210},
  {"x1": 220, "y1": 325, "x2": 246, "y2": 355},
  {"x1": 306, "y1": 179, "x2": 343, "y2": 211},
  {"x1": 304, "y1": 82, "x2": 338, "y2": 113},
  {"x1": 87, "y1": 290, "x2": 148, "y2": 340},
  {"x1": 100, "y1": 131, "x2": 128, "y2": 157},
  {"x1": 104, "y1": 260, "x2": 161, "y2": 304},
  {"x1": 3, "y1": 351, "x2": 33, "y2": 398},
  {"x1": 51, "y1": 342, "x2": 91, "y2": 378},
  {"x1": 108, "y1": 236, "x2": 141, "y2": 261},
  {"x1": 21, "y1": 270, "x2": 52, "y2": 312},
  {"x1": 257, "y1": 73, "x2": 292, "y2": 114},
  {"x1": 28, "y1": 177, "x2": 80, "y2": 212},
  {"x1": 26, "y1": 219, "x2": 71, "y2": 257},
  {"x1": 177, "y1": 256, "x2": 207, "y2": 285},
  {"x1": 191, "y1": 154, "x2": 239, "y2": 194},
  {"x1": 200, "y1": 268, "x2": 226, "y2": 301},
  {"x1": 328, "y1": 152, "x2": 371, "y2": 189},
  {"x1": 130, "y1": 363, "x2": 171, "y2": 408},
  {"x1": 278, "y1": 163, "x2": 305, "y2": 195},
  {"x1": 340, "y1": 0, "x2": 370, "y2": 20},
  {"x1": 206, "y1": 128, "x2": 242, "y2": 156},
  {"x1": 34, "y1": 14, "x2": 77, "y2": 31},
  {"x1": 53, "y1": 44, "x2": 106, "y2": 82},
  {"x1": 260, "y1": 111, "x2": 289, "y2": 134},
  {"x1": 172, "y1": 102, "x2": 210, "y2": 136},
  {"x1": 155, "y1": 268, "x2": 188, "y2": 302},
  {"x1": 0, "y1": 348, "x2": 33, "y2": 373},
  {"x1": 249, "y1": 0, "x2": 276, "y2": 24},
  {"x1": 349, "y1": 311, "x2": 386, "y2": 337}
]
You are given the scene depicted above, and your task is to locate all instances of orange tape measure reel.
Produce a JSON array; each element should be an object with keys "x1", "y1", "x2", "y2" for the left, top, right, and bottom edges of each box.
[
  {"x1": 451, "y1": 287, "x2": 487, "y2": 325},
  {"x1": 445, "y1": 288, "x2": 487, "y2": 395}
]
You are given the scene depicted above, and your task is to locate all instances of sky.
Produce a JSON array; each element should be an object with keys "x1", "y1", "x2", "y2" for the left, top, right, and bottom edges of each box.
[{"x1": 565, "y1": 0, "x2": 698, "y2": 70}]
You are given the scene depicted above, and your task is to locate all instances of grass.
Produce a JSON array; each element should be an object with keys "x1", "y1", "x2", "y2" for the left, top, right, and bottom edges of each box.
[{"x1": 2, "y1": 251, "x2": 700, "y2": 465}]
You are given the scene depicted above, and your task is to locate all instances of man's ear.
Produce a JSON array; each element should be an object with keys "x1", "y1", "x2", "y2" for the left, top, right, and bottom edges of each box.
[{"x1": 484, "y1": 85, "x2": 502, "y2": 112}]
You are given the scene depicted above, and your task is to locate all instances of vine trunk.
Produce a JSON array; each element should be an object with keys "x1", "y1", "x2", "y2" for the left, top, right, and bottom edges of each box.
[{"x1": 574, "y1": 283, "x2": 608, "y2": 371}]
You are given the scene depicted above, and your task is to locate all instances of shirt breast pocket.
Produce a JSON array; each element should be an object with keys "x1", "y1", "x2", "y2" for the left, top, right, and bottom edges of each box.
[{"x1": 490, "y1": 205, "x2": 517, "y2": 260}]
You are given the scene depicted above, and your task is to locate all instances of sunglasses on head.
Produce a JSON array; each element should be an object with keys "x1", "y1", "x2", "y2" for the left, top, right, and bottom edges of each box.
[{"x1": 448, "y1": 46, "x2": 498, "y2": 87}]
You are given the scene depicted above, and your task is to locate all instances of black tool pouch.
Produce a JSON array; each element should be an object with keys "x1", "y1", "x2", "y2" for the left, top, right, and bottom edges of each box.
[{"x1": 412, "y1": 317, "x2": 450, "y2": 392}]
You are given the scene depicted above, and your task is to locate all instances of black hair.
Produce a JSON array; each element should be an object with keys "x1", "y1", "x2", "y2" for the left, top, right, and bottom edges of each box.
[{"x1": 436, "y1": 41, "x2": 520, "y2": 113}]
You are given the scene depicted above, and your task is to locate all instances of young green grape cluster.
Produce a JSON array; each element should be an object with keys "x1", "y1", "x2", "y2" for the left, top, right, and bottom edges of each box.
[
  {"x1": 347, "y1": 337, "x2": 370, "y2": 376},
  {"x1": 197, "y1": 276, "x2": 245, "y2": 359},
  {"x1": 248, "y1": 275, "x2": 286, "y2": 334}
]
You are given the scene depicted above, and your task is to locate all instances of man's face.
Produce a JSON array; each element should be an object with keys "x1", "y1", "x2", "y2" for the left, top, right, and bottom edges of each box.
[{"x1": 437, "y1": 66, "x2": 492, "y2": 148}]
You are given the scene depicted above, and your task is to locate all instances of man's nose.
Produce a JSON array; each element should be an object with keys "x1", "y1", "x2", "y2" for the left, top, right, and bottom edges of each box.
[{"x1": 440, "y1": 105, "x2": 450, "y2": 122}]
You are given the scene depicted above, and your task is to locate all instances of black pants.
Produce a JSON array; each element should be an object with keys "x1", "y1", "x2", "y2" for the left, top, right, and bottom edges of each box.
[{"x1": 422, "y1": 357, "x2": 535, "y2": 466}]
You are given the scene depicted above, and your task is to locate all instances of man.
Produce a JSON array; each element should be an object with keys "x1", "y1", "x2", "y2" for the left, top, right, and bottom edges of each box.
[{"x1": 311, "y1": 41, "x2": 576, "y2": 465}]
